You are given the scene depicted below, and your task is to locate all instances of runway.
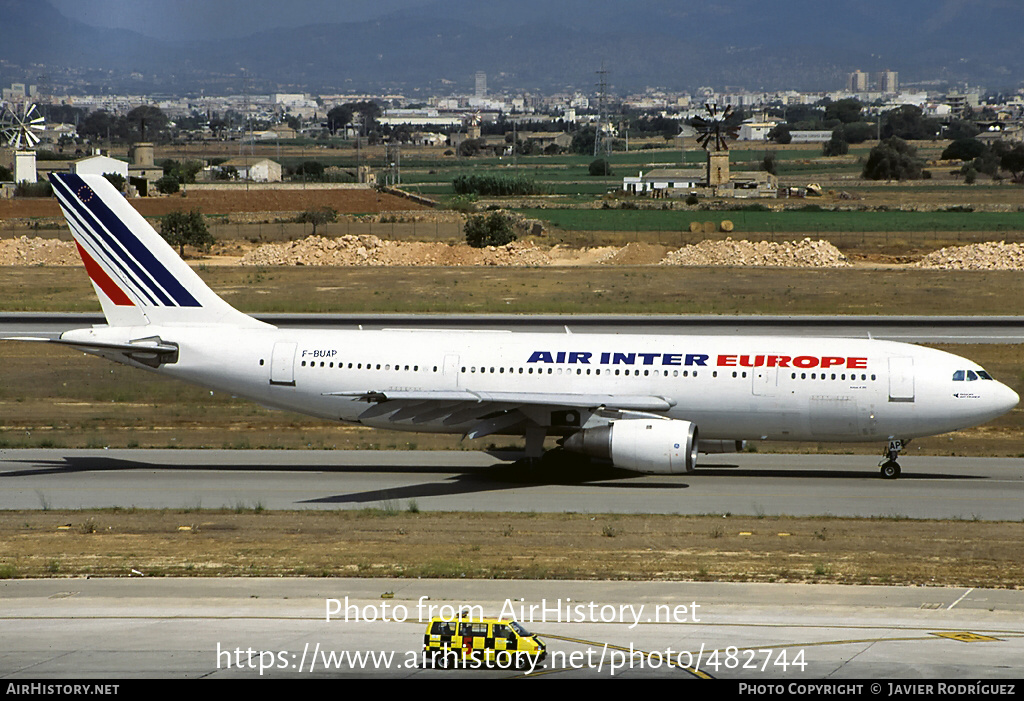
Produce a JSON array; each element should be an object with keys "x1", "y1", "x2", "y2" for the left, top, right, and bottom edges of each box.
[
  {"x1": 2, "y1": 449, "x2": 1022, "y2": 520},
  {"x1": 2, "y1": 578, "x2": 1022, "y2": 679}
]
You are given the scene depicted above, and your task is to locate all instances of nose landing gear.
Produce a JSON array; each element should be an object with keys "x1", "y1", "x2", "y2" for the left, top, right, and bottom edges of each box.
[{"x1": 879, "y1": 439, "x2": 905, "y2": 479}]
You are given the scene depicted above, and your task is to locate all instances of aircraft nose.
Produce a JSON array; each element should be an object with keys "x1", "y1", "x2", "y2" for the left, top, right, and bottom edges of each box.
[{"x1": 997, "y1": 383, "x2": 1020, "y2": 414}]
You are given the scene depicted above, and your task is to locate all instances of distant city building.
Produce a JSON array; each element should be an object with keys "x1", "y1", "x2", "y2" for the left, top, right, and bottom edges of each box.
[
  {"x1": 474, "y1": 71, "x2": 487, "y2": 99},
  {"x1": 877, "y1": 70, "x2": 899, "y2": 93},
  {"x1": 847, "y1": 70, "x2": 869, "y2": 92}
]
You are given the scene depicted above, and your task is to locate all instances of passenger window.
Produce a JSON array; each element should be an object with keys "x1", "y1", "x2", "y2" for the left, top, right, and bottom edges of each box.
[
  {"x1": 492, "y1": 624, "x2": 515, "y2": 640},
  {"x1": 431, "y1": 621, "x2": 456, "y2": 636},
  {"x1": 459, "y1": 622, "x2": 488, "y2": 637}
]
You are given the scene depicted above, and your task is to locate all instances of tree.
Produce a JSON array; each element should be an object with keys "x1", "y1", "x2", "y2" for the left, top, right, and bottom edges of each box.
[
  {"x1": 822, "y1": 131, "x2": 849, "y2": 157},
  {"x1": 941, "y1": 138, "x2": 987, "y2": 162},
  {"x1": 840, "y1": 121, "x2": 875, "y2": 144},
  {"x1": 589, "y1": 158, "x2": 611, "y2": 176},
  {"x1": 760, "y1": 153, "x2": 777, "y2": 175},
  {"x1": 326, "y1": 105, "x2": 353, "y2": 135},
  {"x1": 155, "y1": 174, "x2": 180, "y2": 194},
  {"x1": 1001, "y1": 144, "x2": 1024, "y2": 183},
  {"x1": 944, "y1": 119, "x2": 980, "y2": 141},
  {"x1": 125, "y1": 105, "x2": 169, "y2": 142},
  {"x1": 78, "y1": 109, "x2": 117, "y2": 142},
  {"x1": 862, "y1": 137, "x2": 924, "y2": 181},
  {"x1": 160, "y1": 210, "x2": 214, "y2": 257},
  {"x1": 767, "y1": 124, "x2": 791, "y2": 144},
  {"x1": 824, "y1": 98, "x2": 862, "y2": 124},
  {"x1": 882, "y1": 105, "x2": 940, "y2": 141},
  {"x1": 298, "y1": 207, "x2": 337, "y2": 235},
  {"x1": 570, "y1": 126, "x2": 597, "y2": 155},
  {"x1": 464, "y1": 212, "x2": 517, "y2": 248},
  {"x1": 102, "y1": 172, "x2": 126, "y2": 191},
  {"x1": 294, "y1": 161, "x2": 325, "y2": 181}
]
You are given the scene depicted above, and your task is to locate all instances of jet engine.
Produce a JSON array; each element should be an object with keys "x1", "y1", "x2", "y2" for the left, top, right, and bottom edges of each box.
[
  {"x1": 562, "y1": 419, "x2": 698, "y2": 474},
  {"x1": 698, "y1": 439, "x2": 746, "y2": 454}
]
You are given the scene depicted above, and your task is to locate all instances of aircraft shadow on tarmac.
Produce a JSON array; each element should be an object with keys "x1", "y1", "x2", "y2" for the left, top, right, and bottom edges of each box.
[
  {"x1": 0, "y1": 455, "x2": 988, "y2": 506},
  {"x1": 2, "y1": 454, "x2": 983, "y2": 487},
  {"x1": 300, "y1": 460, "x2": 685, "y2": 505}
]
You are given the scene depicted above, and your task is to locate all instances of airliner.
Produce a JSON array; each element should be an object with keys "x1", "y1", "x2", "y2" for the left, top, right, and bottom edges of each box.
[{"x1": 8, "y1": 173, "x2": 1018, "y2": 479}]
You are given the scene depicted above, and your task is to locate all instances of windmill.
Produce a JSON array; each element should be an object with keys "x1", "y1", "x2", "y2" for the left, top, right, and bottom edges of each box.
[
  {"x1": 691, "y1": 103, "x2": 738, "y2": 187},
  {"x1": 1, "y1": 103, "x2": 46, "y2": 183}
]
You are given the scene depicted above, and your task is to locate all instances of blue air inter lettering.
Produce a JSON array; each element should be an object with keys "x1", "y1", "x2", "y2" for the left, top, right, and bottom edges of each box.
[{"x1": 527, "y1": 351, "x2": 709, "y2": 366}]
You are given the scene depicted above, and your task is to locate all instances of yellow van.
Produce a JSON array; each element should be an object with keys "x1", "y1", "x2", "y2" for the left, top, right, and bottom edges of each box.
[{"x1": 423, "y1": 617, "x2": 547, "y2": 669}]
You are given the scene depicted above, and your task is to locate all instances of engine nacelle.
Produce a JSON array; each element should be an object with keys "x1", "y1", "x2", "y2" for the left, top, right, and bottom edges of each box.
[
  {"x1": 562, "y1": 419, "x2": 698, "y2": 474},
  {"x1": 698, "y1": 439, "x2": 746, "y2": 454}
]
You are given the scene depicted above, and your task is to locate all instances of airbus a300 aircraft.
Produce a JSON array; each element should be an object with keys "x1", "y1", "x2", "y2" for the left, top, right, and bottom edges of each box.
[{"x1": 11, "y1": 173, "x2": 1018, "y2": 479}]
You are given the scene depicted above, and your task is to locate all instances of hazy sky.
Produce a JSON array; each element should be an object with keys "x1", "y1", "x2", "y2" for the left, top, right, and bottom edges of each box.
[{"x1": 48, "y1": 0, "x2": 437, "y2": 41}]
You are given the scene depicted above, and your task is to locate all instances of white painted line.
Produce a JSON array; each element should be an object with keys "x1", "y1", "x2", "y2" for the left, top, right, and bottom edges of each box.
[{"x1": 948, "y1": 588, "x2": 974, "y2": 610}]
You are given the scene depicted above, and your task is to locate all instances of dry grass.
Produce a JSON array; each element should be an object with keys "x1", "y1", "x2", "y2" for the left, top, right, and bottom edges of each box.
[
  {"x1": 2, "y1": 509, "x2": 1021, "y2": 587},
  {"x1": 4, "y1": 265, "x2": 1024, "y2": 315}
]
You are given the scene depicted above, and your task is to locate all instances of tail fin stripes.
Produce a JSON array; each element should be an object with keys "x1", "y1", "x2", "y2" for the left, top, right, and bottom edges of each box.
[
  {"x1": 51, "y1": 173, "x2": 200, "y2": 308},
  {"x1": 74, "y1": 241, "x2": 135, "y2": 307},
  {"x1": 49, "y1": 172, "x2": 269, "y2": 329}
]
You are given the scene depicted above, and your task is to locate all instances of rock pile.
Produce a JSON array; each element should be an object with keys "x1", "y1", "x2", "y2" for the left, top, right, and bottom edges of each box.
[
  {"x1": 913, "y1": 241, "x2": 1024, "y2": 270},
  {"x1": 0, "y1": 236, "x2": 79, "y2": 265},
  {"x1": 238, "y1": 234, "x2": 551, "y2": 267},
  {"x1": 660, "y1": 237, "x2": 850, "y2": 267}
]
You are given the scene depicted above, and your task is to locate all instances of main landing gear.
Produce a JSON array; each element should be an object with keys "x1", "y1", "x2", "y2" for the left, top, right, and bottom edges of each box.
[{"x1": 879, "y1": 439, "x2": 905, "y2": 479}]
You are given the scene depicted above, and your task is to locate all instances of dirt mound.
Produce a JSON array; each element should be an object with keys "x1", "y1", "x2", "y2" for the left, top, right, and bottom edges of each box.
[
  {"x1": 0, "y1": 236, "x2": 79, "y2": 265},
  {"x1": 600, "y1": 242, "x2": 670, "y2": 265},
  {"x1": 913, "y1": 241, "x2": 1024, "y2": 270},
  {"x1": 238, "y1": 234, "x2": 552, "y2": 267},
  {"x1": 660, "y1": 237, "x2": 850, "y2": 267}
]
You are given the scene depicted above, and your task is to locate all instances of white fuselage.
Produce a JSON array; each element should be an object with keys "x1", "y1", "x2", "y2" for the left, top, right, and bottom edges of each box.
[{"x1": 71, "y1": 325, "x2": 1019, "y2": 444}]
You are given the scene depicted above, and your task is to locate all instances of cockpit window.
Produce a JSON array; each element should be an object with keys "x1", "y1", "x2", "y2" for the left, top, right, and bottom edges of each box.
[{"x1": 954, "y1": 369, "x2": 994, "y2": 381}]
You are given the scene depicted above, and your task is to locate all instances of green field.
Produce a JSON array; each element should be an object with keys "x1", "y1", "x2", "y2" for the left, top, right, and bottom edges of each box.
[{"x1": 518, "y1": 207, "x2": 1024, "y2": 235}]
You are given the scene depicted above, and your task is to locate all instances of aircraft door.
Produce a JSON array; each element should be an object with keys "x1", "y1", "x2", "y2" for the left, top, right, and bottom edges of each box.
[
  {"x1": 752, "y1": 365, "x2": 778, "y2": 396},
  {"x1": 888, "y1": 357, "x2": 914, "y2": 402},
  {"x1": 270, "y1": 342, "x2": 297, "y2": 386},
  {"x1": 443, "y1": 354, "x2": 460, "y2": 389}
]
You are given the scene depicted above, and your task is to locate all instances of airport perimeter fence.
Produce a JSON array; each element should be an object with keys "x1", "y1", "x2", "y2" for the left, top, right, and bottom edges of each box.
[
  {"x1": 542, "y1": 227, "x2": 1024, "y2": 251},
  {"x1": 207, "y1": 219, "x2": 465, "y2": 243},
  {"x1": 5, "y1": 218, "x2": 1024, "y2": 252}
]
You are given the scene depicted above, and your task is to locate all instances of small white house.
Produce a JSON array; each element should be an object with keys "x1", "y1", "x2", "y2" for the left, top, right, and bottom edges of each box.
[
  {"x1": 71, "y1": 154, "x2": 129, "y2": 179},
  {"x1": 623, "y1": 168, "x2": 704, "y2": 196},
  {"x1": 218, "y1": 157, "x2": 282, "y2": 183}
]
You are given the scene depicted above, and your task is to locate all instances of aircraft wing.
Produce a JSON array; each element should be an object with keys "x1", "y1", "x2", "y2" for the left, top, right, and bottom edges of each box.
[{"x1": 324, "y1": 389, "x2": 675, "y2": 440}]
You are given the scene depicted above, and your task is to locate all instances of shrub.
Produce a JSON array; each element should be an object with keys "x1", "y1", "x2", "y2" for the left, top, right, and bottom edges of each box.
[
  {"x1": 160, "y1": 210, "x2": 214, "y2": 256},
  {"x1": 155, "y1": 174, "x2": 180, "y2": 194},
  {"x1": 451, "y1": 174, "x2": 545, "y2": 196},
  {"x1": 297, "y1": 207, "x2": 337, "y2": 235},
  {"x1": 464, "y1": 212, "x2": 517, "y2": 248},
  {"x1": 862, "y1": 137, "x2": 924, "y2": 181},
  {"x1": 588, "y1": 158, "x2": 612, "y2": 176}
]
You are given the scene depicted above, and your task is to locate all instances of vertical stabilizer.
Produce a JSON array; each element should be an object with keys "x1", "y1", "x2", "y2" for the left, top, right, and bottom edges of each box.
[{"x1": 49, "y1": 173, "x2": 267, "y2": 328}]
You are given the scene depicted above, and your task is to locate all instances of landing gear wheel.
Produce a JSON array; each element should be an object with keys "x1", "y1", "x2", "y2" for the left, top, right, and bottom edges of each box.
[{"x1": 879, "y1": 461, "x2": 901, "y2": 480}]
